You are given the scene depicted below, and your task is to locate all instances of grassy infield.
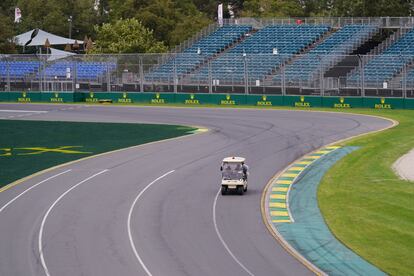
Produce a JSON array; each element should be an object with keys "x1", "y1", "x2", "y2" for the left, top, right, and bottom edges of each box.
[
  {"x1": 0, "y1": 105, "x2": 412, "y2": 275},
  {"x1": 0, "y1": 120, "x2": 195, "y2": 187}
]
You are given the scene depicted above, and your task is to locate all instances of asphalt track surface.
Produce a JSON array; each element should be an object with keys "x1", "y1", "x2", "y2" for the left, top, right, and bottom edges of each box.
[{"x1": 0, "y1": 104, "x2": 392, "y2": 276}]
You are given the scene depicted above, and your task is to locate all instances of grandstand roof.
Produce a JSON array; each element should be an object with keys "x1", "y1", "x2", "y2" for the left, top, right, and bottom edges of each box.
[{"x1": 14, "y1": 29, "x2": 78, "y2": 46}]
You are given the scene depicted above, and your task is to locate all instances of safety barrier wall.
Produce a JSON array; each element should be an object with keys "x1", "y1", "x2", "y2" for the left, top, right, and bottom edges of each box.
[{"x1": 0, "y1": 91, "x2": 413, "y2": 110}]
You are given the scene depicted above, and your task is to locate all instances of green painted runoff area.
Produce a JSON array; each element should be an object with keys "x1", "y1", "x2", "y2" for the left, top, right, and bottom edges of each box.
[
  {"x1": 0, "y1": 120, "x2": 195, "y2": 188},
  {"x1": 0, "y1": 91, "x2": 414, "y2": 109},
  {"x1": 318, "y1": 108, "x2": 414, "y2": 276},
  {"x1": 277, "y1": 147, "x2": 385, "y2": 276}
]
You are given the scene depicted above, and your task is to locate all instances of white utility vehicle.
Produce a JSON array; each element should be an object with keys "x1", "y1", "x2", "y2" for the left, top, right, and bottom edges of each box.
[{"x1": 220, "y1": 157, "x2": 248, "y2": 195}]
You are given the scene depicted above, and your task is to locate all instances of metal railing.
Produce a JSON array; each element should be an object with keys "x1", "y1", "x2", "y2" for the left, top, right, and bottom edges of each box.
[
  {"x1": 220, "y1": 17, "x2": 414, "y2": 28},
  {"x1": 2, "y1": 53, "x2": 414, "y2": 98}
]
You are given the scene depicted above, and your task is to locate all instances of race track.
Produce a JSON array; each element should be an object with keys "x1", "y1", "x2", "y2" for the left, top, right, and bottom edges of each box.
[{"x1": 0, "y1": 104, "x2": 392, "y2": 276}]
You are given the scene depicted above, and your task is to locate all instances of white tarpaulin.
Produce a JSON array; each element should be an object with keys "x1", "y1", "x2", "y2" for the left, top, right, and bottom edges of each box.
[
  {"x1": 14, "y1": 29, "x2": 78, "y2": 46},
  {"x1": 48, "y1": 47, "x2": 76, "y2": 61}
]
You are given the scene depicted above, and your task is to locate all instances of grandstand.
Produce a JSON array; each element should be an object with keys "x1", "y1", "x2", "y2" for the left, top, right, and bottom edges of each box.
[
  {"x1": 145, "y1": 25, "x2": 253, "y2": 82},
  {"x1": 1, "y1": 17, "x2": 414, "y2": 97},
  {"x1": 190, "y1": 24, "x2": 330, "y2": 83}
]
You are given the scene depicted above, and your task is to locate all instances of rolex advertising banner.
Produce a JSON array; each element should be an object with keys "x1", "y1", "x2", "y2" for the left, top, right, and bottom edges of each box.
[
  {"x1": 322, "y1": 97, "x2": 363, "y2": 108},
  {"x1": 175, "y1": 93, "x2": 211, "y2": 105},
  {"x1": 139, "y1": 93, "x2": 175, "y2": 104},
  {"x1": 284, "y1": 95, "x2": 323, "y2": 107},
  {"x1": 362, "y1": 97, "x2": 404, "y2": 109},
  {"x1": 9, "y1": 92, "x2": 41, "y2": 103},
  {"x1": 2, "y1": 91, "x2": 414, "y2": 110},
  {"x1": 213, "y1": 93, "x2": 246, "y2": 105},
  {"x1": 41, "y1": 92, "x2": 74, "y2": 103},
  {"x1": 245, "y1": 95, "x2": 283, "y2": 106}
]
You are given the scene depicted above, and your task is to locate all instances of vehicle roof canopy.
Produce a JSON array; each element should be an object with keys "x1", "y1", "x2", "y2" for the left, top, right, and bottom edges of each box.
[{"x1": 222, "y1": 156, "x2": 245, "y2": 163}]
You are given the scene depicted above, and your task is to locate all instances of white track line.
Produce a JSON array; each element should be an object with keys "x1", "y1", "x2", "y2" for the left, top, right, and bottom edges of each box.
[
  {"x1": 0, "y1": 110, "x2": 48, "y2": 113},
  {"x1": 0, "y1": 170, "x2": 71, "y2": 214},
  {"x1": 39, "y1": 169, "x2": 108, "y2": 276},
  {"x1": 213, "y1": 188, "x2": 255, "y2": 276},
  {"x1": 127, "y1": 170, "x2": 175, "y2": 276}
]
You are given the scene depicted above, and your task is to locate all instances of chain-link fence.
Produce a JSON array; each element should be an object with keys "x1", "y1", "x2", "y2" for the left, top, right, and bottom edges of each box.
[{"x1": 1, "y1": 53, "x2": 414, "y2": 98}]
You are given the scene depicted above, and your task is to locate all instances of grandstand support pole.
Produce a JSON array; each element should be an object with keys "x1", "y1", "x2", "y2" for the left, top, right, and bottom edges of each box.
[
  {"x1": 281, "y1": 63, "x2": 286, "y2": 96},
  {"x1": 41, "y1": 57, "x2": 46, "y2": 92},
  {"x1": 318, "y1": 55, "x2": 324, "y2": 97},
  {"x1": 139, "y1": 56, "x2": 144, "y2": 93},
  {"x1": 6, "y1": 60, "x2": 10, "y2": 92},
  {"x1": 358, "y1": 55, "x2": 365, "y2": 97},
  {"x1": 73, "y1": 61, "x2": 77, "y2": 92},
  {"x1": 208, "y1": 61, "x2": 213, "y2": 94},
  {"x1": 243, "y1": 55, "x2": 249, "y2": 94},
  {"x1": 401, "y1": 55, "x2": 407, "y2": 99},
  {"x1": 173, "y1": 58, "x2": 178, "y2": 93},
  {"x1": 107, "y1": 63, "x2": 111, "y2": 92}
]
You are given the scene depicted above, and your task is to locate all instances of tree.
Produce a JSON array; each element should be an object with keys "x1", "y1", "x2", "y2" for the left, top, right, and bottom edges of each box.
[
  {"x1": 241, "y1": 0, "x2": 305, "y2": 17},
  {"x1": 92, "y1": 18, "x2": 167, "y2": 53},
  {"x1": 137, "y1": 0, "x2": 211, "y2": 47},
  {"x1": 328, "y1": 0, "x2": 412, "y2": 17},
  {"x1": 0, "y1": 13, "x2": 17, "y2": 53}
]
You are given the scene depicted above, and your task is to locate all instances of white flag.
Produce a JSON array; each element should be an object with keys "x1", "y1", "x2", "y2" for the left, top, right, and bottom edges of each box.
[
  {"x1": 14, "y1": 7, "x2": 22, "y2": 23},
  {"x1": 218, "y1": 4, "x2": 223, "y2": 27}
]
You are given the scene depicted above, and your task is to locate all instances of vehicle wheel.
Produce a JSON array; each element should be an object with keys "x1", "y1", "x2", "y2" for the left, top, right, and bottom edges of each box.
[
  {"x1": 244, "y1": 185, "x2": 247, "y2": 192},
  {"x1": 237, "y1": 186, "x2": 244, "y2": 195},
  {"x1": 221, "y1": 186, "x2": 227, "y2": 195}
]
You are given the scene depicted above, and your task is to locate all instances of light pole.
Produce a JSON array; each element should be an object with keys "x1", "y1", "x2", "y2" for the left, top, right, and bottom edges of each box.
[{"x1": 68, "y1": 16, "x2": 73, "y2": 39}]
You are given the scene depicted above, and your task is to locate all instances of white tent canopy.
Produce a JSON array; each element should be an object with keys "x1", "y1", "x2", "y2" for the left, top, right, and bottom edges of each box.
[{"x1": 14, "y1": 29, "x2": 78, "y2": 46}]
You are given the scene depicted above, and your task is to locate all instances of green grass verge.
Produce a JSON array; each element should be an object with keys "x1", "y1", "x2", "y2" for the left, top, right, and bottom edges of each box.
[
  {"x1": 0, "y1": 120, "x2": 195, "y2": 188},
  {"x1": 318, "y1": 109, "x2": 414, "y2": 276}
]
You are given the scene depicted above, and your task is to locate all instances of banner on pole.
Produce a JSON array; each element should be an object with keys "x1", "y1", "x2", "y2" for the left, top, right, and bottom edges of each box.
[
  {"x1": 14, "y1": 7, "x2": 22, "y2": 23},
  {"x1": 218, "y1": 4, "x2": 223, "y2": 26}
]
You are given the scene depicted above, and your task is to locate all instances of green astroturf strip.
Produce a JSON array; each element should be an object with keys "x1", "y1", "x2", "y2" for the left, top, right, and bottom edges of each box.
[
  {"x1": 277, "y1": 184, "x2": 291, "y2": 188},
  {"x1": 278, "y1": 177, "x2": 295, "y2": 181},
  {"x1": 278, "y1": 147, "x2": 385, "y2": 275},
  {"x1": 0, "y1": 120, "x2": 195, "y2": 188}
]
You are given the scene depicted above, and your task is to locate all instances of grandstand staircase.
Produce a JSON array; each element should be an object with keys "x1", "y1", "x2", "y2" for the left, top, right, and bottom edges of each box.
[
  {"x1": 345, "y1": 28, "x2": 410, "y2": 79},
  {"x1": 328, "y1": 29, "x2": 399, "y2": 78},
  {"x1": 320, "y1": 27, "x2": 381, "y2": 80}
]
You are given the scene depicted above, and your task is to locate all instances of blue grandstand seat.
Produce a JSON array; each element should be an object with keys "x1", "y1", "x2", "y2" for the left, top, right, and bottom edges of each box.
[
  {"x1": 347, "y1": 28, "x2": 414, "y2": 86},
  {"x1": 40, "y1": 61, "x2": 116, "y2": 80},
  {"x1": 145, "y1": 25, "x2": 253, "y2": 82},
  {"x1": 274, "y1": 24, "x2": 378, "y2": 83},
  {"x1": 0, "y1": 61, "x2": 40, "y2": 78},
  {"x1": 191, "y1": 24, "x2": 330, "y2": 83}
]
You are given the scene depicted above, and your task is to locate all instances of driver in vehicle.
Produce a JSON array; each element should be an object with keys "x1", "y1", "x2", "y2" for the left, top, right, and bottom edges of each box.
[{"x1": 242, "y1": 162, "x2": 249, "y2": 180}]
